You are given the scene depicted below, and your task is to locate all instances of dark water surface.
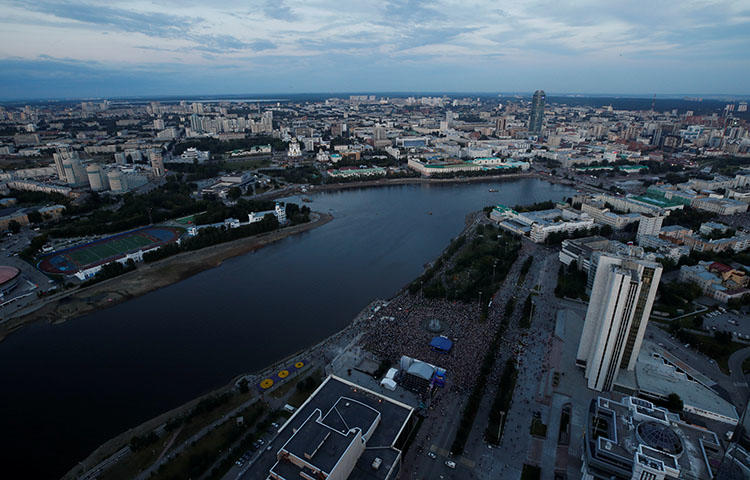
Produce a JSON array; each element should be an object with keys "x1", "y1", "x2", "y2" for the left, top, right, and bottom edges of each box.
[{"x1": 0, "y1": 179, "x2": 574, "y2": 478}]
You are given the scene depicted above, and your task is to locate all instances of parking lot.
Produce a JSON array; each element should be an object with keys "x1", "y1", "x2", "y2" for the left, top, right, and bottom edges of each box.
[{"x1": 702, "y1": 309, "x2": 750, "y2": 340}]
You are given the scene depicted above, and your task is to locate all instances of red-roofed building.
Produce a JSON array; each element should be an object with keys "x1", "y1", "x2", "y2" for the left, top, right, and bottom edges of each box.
[{"x1": 709, "y1": 262, "x2": 733, "y2": 274}]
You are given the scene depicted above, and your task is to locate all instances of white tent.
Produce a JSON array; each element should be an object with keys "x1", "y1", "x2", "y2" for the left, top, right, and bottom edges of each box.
[{"x1": 380, "y1": 378, "x2": 397, "y2": 391}]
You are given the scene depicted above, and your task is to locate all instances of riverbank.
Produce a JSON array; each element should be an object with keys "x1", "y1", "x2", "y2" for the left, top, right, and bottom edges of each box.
[
  {"x1": 0, "y1": 212, "x2": 333, "y2": 340},
  {"x1": 65, "y1": 210, "x2": 488, "y2": 479},
  {"x1": 260, "y1": 171, "x2": 587, "y2": 199},
  {"x1": 310, "y1": 172, "x2": 537, "y2": 192},
  {"x1": 65, "y1": 296, "x2": 382, "y2": 480}
]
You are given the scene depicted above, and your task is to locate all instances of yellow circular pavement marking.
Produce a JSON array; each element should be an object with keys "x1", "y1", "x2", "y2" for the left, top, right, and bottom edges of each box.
[{"x1": 260, "y1": 378, "x2": 274, "y2": 389}]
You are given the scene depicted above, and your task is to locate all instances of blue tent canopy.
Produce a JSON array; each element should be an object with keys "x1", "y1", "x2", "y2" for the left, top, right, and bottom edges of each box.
[{"x1": 430, "y1": 336, "x2": 453, "y2": 353}]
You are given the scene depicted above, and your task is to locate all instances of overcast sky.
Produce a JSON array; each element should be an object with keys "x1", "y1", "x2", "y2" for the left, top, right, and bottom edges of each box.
[{"x1": 1, "y1": 0, "x2": 749, "y2": 99}]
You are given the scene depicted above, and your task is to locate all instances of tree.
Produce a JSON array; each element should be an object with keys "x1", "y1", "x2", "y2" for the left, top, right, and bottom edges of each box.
[
  {"x1": 8, "y1": 220, "x2": 21, "y2": 234},
  {"x1": 228, "y1": 186, "x2": 242, "y2": 200},
  {"x1": 238, "y1": 378, "x2": 249, "y2": 394},
  {"x1": 715, "y1": 330, "x2": 732, "y2": 343},
  {"x1": 27, "y1": 211, "x2": 43, "y2": 224},
  {"x1": 665, "y1": 393, "x2": 683, "y2": 413}
]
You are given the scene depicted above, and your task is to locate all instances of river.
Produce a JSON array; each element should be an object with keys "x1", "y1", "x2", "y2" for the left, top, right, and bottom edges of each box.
[{"x1": 0, "y1": 178, "x2": 575, "y2": 478}]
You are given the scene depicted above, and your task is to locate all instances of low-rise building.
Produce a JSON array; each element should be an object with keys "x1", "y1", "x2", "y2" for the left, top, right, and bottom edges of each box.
[
  {"x1": 171, "y1": 147, "x2": 210, "y2": 163},
  {"x1": 679, "y1": 261, "x2": 749, "y2": 303},
  {"x1": 614, "y1": 341, "x2": 739, "y2": 426},
  {"x1": 581, "y1": 202, "x2": 642, "y2": 230},
  {"x1": 660, "y1": 226, "x2": 750, "y2": 253},
  {"x1": 254, "y1": 375, "x2": 415, "y2": 480},
  {"x1": 327, "y1": 166, "x2": 386, "y2": 179},
  {"x1": 491, "y1": 204, "x2": 595, "y2": 243},
  {"x1": 0, "y1": 207, "x2": 29, "y2": 230},
  {"x1": 699, "y1": 221, "x2": 732, "y2": 236},
  {"x1": 407, "y1": 157, "x2": 529, "y2": 176},
  {"x1": 594, "y1": 193, "x2": 683, "y2": 215},
  {"x1": 691, "y1": 196, "x2": 749, "y2": 215},
  {"x1": 248, "y1": 203, "x2": 287, "y2": 225},
  {"x1": 582, "y1": 395, "x2": 723, "y2": 480}
]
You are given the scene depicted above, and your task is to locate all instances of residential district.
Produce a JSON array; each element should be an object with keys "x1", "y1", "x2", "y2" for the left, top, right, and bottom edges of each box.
[{"x1": 2, "y1": 93, "x2": 750, "y2": 480}]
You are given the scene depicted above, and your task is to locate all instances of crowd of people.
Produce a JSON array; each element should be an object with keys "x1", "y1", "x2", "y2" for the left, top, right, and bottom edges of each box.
[{"x1": 362, "y1": 292, "x2": 502, "y2": 389}]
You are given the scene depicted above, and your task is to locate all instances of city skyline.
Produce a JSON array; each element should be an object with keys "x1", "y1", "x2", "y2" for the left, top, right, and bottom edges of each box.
[{"x1": 1, "y1": 1, "x2": 749, "y2": 99}]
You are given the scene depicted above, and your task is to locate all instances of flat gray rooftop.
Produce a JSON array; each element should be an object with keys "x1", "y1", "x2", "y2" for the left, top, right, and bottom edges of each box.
[{"x1": 241, "y1": 375, "x2": 413, "y2": 480}]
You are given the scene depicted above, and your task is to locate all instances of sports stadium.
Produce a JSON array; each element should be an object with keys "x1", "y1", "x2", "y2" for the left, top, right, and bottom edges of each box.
[
  {"x1": 38, "y1": 226, "x2": 184, "y2": 277},
  {"x1": 0, "y1": 265, "x2": 21, "y2": 295}
]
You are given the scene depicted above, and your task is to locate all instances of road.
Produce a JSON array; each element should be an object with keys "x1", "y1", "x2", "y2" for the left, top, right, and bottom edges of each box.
[
  {"x1": 647, "y1": 325, "x2": 749, "y2": 409},
  {"x1": 728, "y1": 346, "x2": 750, "y2": 409}
]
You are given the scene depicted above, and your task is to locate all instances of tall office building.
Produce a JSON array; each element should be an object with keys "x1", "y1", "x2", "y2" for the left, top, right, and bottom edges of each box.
[
  {"x1": 86, "y1": 164, "x2": 109, "y2": 191},
  {"x1": 61, "y1": 158, "x2": 89, "y2": 187},
  {"x1": 190, "y1": 114, "x2": 202, "y2": 133},
  {"x1": 261, "y1": 111, "x2": 273, "y2": 132},
  {"x1": 107, "y1": 170, "x2": 128, "y2": 193},
  {"x1": 373, "y1": 125, "x2": 387, "y2": 141},
  {"x1": 149, "y1": 150, "x2": 165, "y2": 177},
  {"x1": 53, "y1": 147, "x2": 77, "y2": 181},
  {"x1": 576, "y1": 253, "x2": 662, "y2": 392},
  {"x1": 495, "y1": 117, "x2": 507, "y2": 136},
  {"x1": 528, "y1": 90, "x2": 545, "y2": 134}
]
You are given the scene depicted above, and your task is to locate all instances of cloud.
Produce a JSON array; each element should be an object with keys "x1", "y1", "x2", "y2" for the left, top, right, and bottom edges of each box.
[
  {"x1": 14, "y1": 1, "x2": 202, "y2": 38},
  {"x1": 262, "y1": 0, "x2": 297, "y2": 21},
  {"x1": 0, "y1": 0, "x2": 748, "y2": 97}
]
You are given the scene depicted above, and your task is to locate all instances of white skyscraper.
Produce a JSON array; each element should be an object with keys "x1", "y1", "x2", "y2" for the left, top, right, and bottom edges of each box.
[
  {"x1": 61, "y1": 157, "x2": 89, "y2": 187},
  {"x1": 53, "y1": 147, "x2": 77, "y2": 181},
  {"x1": 576, "y1": 253, "x2": 662, "y2": 392},
  {"x1": 86, "y1": 164, "x2": 109, "y2": 191}
]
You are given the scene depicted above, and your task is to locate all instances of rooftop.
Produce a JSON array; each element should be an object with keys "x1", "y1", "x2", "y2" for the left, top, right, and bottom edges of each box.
[
  {"x1": 585, "y1": 395, "x2": 723, "y2": 480},
  {"x1": 244, "y1": 375, "x2": 414, "y2": 480}
]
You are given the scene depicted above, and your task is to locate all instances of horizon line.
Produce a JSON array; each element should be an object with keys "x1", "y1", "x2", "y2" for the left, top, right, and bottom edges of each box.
[{"x1": 2, "y1": 90, "x2": 750, "y2": 104}]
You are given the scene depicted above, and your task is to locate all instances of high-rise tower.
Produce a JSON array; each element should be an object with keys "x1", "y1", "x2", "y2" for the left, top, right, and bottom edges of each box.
[
  {"x1": 149, "y1": 149, "x2": 165, "y2": 177},
  {"x1": 528, "y1": 90, "x2": 546, "y2": 134},
  {"x1": 576, "y1": 253, "x2": 662, "y2": 392}
]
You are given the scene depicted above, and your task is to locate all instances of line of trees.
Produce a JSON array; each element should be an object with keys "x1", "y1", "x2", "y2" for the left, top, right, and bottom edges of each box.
[
  {"x1": 80, "y1": 259, "x2": 136, "y2": 288},
  {"x1": 143, "y1": 214, "x2": 281, "y2": 263},
  {"x1": 172, "y1": 135, "x2": 287, "y2": 156},
  {"x1": 429, "y1": 225, "x2": 520, "y2": 302},
  {"x1": 451, "y1": 293, "x2": 519, "y2": 454},
  {"x1": 407, "y1": 236, "x2": 465, "y2": 294},
  {"x1": 485, "y1": 359, "x2": 519, "y2": 444},
  {"x1": 554, "y1": 262, "x2": 588, "y2": 300},
  {"x1": 543, "y1": 224, "x2": 613, "y2": 245},
  {"x1": 51, "y1": 180, "x2": 206, "y2": 237}
]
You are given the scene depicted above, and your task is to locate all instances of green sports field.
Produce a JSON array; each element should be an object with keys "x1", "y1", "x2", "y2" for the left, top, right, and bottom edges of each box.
[
  {"x1": 67, "y1": 235, "x2": 153, "y2": 266},
  {"x1": 39, "y1": 226, "x2": 184, "y2": 275}
]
